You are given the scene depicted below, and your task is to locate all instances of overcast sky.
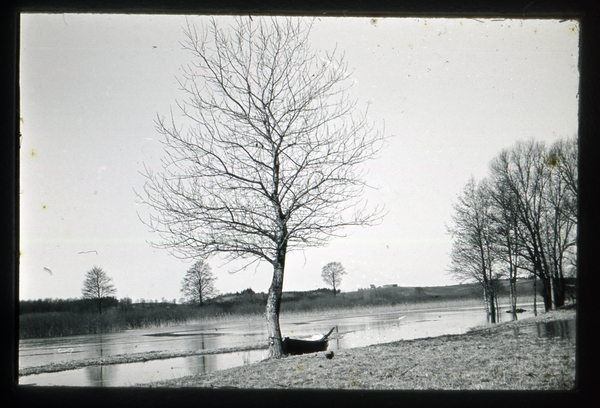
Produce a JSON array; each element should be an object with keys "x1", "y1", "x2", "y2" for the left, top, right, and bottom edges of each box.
[{"x1": 19, "y1": 14, "x2": 579, "y2": 302}]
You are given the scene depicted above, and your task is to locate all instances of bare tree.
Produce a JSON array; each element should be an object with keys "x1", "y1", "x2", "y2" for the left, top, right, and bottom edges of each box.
[
  {"x1": 549, "y1": 137, "x2": 578, "y2": 222},
  {"x1": 321, "y1": 262, "x2": 347, "y2": 296},
  {"x1": 487, "y1": 172, "x2": 525, "y2": 320},
  {"x1": 181, "y1": 260, "x2": 218, "y2": 306},
  {"x1": 447, "y1": 178, "x2": 501, "y2": 323},
  {"x1": 489, "y1": 138, "x2": 577, "y2": 311},
  {"x1": 138, "y1": 17, "x2": 384, "y2": 357},
  {"x1": 81, "y1": 266, "x2": 117, "y2": 315},
  {"x1": 544, "y1": 137, "x2": 578, "y2": 301}
]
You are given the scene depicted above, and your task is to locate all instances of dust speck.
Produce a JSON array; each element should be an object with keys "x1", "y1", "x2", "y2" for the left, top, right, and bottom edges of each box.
[{"x1": 370, "y1": 18, "x2": 378, "y2": 26}]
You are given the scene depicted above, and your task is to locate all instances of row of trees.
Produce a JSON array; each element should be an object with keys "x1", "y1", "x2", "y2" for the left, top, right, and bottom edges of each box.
[
  {"x1": 19, "y1": 297, "x2": 119, "y2": 314},
  {"x1": 77, "y1": 259, "x2": 348, "y2": 314},
  {"x1": 179, "y1": 259, "x2": 348, "y2": 306},
  {"x1": 447, "y1": 137, "x2": 577, "y2": 322}
]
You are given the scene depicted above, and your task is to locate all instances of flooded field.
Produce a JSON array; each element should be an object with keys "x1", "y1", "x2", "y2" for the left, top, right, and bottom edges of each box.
[{"x1": 19, "y1": 303, "x2": 569, "y2": 387}]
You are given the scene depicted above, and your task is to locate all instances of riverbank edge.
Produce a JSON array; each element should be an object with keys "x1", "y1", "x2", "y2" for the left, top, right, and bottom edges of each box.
[
  {"x1": 19, "y1": 306, "x2": 575, "y2": 380},
  {"x1": 143, "y1": 307, "x2": 576, "y2": 390}
]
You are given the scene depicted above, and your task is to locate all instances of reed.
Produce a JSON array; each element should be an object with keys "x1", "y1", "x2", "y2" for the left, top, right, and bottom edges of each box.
[
  {"x1": 19, "y1": 312, "x2": 124, "y2": 338},
  {"x1": 18, "y1": 302, "x2": 266, "y2": 339}
]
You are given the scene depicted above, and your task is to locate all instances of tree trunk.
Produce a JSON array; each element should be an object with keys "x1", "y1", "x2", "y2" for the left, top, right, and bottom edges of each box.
[
  {"x1": 510, "y1": 277, "x2": 518, "y2": 321},
  {"x1": 266, "y1": 246, "x2": 286, "y2": 358},
  {"x1": 552, "y1": 275, "x2": 565, "y2": 309},
  {"x1": 533, "y1": 276, "x2": 538, "y2": 316},
  {"x1": 549, "y1": 271, "x2": 556, "y2": 310},
  {"x1": 489, "y1": 291, "x2": 497, "y2": 324},
  {"x1": 482, "y1": 286, "x2": 491, "y2": 323},
  {"x1": 508, "y1": 229, "x2": 519, "y2": 321},
  {"x1": 198, "y1": 279, "x2": 203, "y2": 307},
  {"x1": 541, "y1": 276, "x2": 553, "y2": 312},
  {"x1": 494, "y1": 294, "x2": 500, "y2": 323}
]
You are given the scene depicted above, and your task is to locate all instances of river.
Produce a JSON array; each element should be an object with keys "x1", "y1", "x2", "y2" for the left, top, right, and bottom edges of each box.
[{"x1": 19, "y1": 303, "x2": 573, "y2": 387}]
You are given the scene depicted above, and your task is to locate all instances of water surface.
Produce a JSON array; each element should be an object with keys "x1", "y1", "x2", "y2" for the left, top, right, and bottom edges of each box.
[{"x1": 19, "y1": 303, "x2": 565, "y2": 386}]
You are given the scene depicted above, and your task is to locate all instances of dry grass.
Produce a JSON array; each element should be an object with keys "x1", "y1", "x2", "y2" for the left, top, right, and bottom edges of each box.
[{"x1": 144, "y1": 309, "x2": 576, "y2": 390}]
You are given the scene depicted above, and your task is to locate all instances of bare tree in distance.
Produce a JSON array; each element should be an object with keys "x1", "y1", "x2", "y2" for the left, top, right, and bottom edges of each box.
[
  {"x1": 81, "y1": 266, "x2": 117, "y2": 315},
  {"x1": 181, "y1": 260, "x2": 218, "y2": 306},
  {"x1": 138, "y1": 17, "x2": 385, "y2": 358},
  {"x1": 321, "y1": 262, "x2": 347, "y2": 296}
]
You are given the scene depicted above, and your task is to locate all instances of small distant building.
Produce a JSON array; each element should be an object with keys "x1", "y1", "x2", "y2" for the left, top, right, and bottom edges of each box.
[
  {"x1": 383, "y1": 284, "x2": 398, "y2": 288},
  {"x1": 370, "y1": 284, "x2": 376, "y2": 289}
]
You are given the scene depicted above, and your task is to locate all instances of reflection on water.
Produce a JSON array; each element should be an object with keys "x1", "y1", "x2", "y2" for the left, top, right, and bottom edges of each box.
[
  {"x1": 536, "y1": 319, "x2": 576, "y2": 339},
  {"x1": 512, "y1": 319, "x2": 576, "y2": 340},
  {"x1": 19, "y1": 320, "x2": 266, "y2": 370},
  {"x1": 19, "y1": 302, "x2": 572, "y2": 387},
  {"x1": 85, "y1": 364, "x2": 119, "y2": 387},
  {"x1": 510, "y1": 319, "x2": 576, "y2": 342}
]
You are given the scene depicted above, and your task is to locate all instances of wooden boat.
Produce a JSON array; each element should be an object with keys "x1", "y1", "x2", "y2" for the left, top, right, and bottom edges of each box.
[
  {"x1": 505, "y1": 308, "x2": 527, "y2": 314},
  {"x1": 282, "y1": 327, "x2": 335, "y2": 355}
]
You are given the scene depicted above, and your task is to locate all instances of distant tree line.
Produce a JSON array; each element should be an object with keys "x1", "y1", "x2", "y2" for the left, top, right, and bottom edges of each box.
[
  {"x1": 19, "y1": 297, "x2": 119, "y2": 315},
  {"x1": 447, "y1": 137, "x2": 577, "y2": 322}
]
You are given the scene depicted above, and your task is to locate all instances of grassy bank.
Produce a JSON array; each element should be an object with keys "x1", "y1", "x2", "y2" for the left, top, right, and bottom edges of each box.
[{"x1": 144, "y1": 308, "x2": 576, "y2": 390}]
